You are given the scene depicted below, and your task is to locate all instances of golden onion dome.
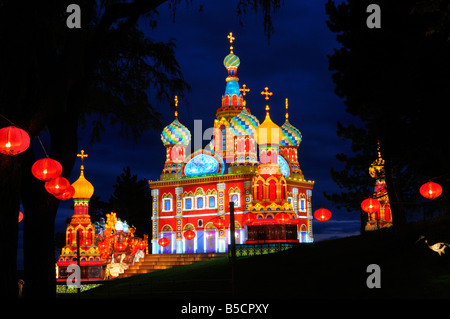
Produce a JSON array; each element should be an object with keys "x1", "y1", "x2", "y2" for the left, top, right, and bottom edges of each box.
[
  {"x1": 72, "y1": 165, "x2": 94, "y2": 199},
  {"x1": 255, "y1": 106, "x2": 282, "y2": 145}
]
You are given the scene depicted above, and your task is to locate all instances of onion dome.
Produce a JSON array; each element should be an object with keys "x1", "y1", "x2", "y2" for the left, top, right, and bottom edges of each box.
[
  {"x1": 256, "y1": 106, "x2": 282, "y2": 145},
  {"x1": 161, "y1": 96, "x2": 191, "y2": 146},
  {"x1": 223, "y1": 52, "x2": 240, "y2": 69},
  {"x1": 161, "y1": 119, "x2": 191, "y2": 146},
  {"x1": 280, "y1": 99, "x2": 302, "y2": 147},
  {"x1": 229, "y1": 107, "x2": 260, "y2": 137},
  {"x1": 369, "y1": 141, "x2": 385, "y2": 179},
  {"x1": 72, "y1": 150, "x2": 94, "y2": 200}
]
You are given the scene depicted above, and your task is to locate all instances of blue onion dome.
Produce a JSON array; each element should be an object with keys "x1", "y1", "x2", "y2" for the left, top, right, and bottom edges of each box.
[
  {"x1": 223, "y1": 52, "x2": 240, "y2": 69},
  {"x1": 161, "y1": 119, "x2": 191, "y2": 146},
  {"x1": 280, "y1": 120, "x2": 302, "y2": 147},
  {"x1": 229, "y1": 107, "x2": 260, "y2": 137}
]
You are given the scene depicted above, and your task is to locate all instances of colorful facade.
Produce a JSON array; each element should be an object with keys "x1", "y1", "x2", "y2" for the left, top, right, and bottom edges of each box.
[
  {"x1": 365, "y1": 142, "x2": 393, "y2": 231},
  {"x1": 149, "y1": 33, "x2": 315, "y2": 254}
]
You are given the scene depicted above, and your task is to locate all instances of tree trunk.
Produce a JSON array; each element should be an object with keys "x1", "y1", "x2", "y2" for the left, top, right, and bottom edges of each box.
[{"x1": 0, "y1": 154, "x2": 23, "y2": 299}]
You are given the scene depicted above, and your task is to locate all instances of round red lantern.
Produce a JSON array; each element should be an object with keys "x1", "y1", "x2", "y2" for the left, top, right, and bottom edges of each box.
[
  {"x1": 184, "y1": 230, "x2": 196, "y2": 240},
  {"x1": 44, "y1": 176, "x2": 71, "y2": 197},
  {"x1": 213, "y1": 217, "x2": 225, "y2": 229},
  {"x1": 314, "y1": 208, "x2": 332, "y2": 222},
  {"x1": 243, "y1": 212, "x2": 256, "y2": 224},
  {"x1": 18, "y1": 211, "x2": 23, "y2": 223},
  {"x1": 98, "y1": 241, "x2": 107, "y2": 251},
  {"x1": 0, "y1": 126, "x2": 30, "y2": 155},
  {"x1": 276, "y1": 212, "x2": 291, "y2": 223},
  {"x1": 137, "y1": 240, "x2": 147, "y2": 250},
  {"x1": 31, "y1": 157, "x2": 63, "y2": 182},
  {"x1": 115, "y1": 242, "x2": 126, "y2": 251},
  {"x1": 361, "y1": 198, "x2": 381, "y2": 214},
  {"x1": 54, "y1": 185, "x2": 75, "y2": 201},
  {"x1": 158, "y1": 237, "x2": 170, "y2": 247},
  {"x1": 420, "y1": 181, "x2": 442, "y2": 200}
]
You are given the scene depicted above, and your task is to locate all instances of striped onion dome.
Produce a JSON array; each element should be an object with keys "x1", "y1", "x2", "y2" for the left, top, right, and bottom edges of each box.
[
  {"x1": 161, "y1": 119, "x2": 191, "y2": 146},
  {"x1": 229, "y1": 107, "x2": 260, "y2": 137},
  {"x1": 280, "y1": 120, "x2": 302, "y2": 147}
]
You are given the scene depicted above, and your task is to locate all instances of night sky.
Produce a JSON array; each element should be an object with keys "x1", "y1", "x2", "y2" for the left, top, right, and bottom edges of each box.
[{"x1": 18, "y1": 0, "x2": 364, "y2": 268}]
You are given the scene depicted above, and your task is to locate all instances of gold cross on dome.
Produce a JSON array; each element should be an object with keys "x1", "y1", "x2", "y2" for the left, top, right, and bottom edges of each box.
[
  {"x1": 77, "y1": 150, "x2": 88, "y2": 163},
  {"x1": 239, "y1": 84, "x2": 250, "y2": 96},
  {"x1": 261, "y1": 87, "x2": 273, "y2": 100},
  {"x1": 227, "y1": 32, "x2": 235, "y2": 53}
]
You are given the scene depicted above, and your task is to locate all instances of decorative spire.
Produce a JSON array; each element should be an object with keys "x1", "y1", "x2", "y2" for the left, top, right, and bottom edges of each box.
[
  {"x1": 227, "y1": 32, "x2": 235, "y2": 53},
  {"x1": 261, "y1": 87, "x2": 273, "y2": 114},
  {"x1": 174, "y1": 95, "x2": 179, "y2": 118},
  {"x1": 285, "y1": 98, "x2": 289, "y2": 121},
  {"x1": 77, "y1": 149, "x2": 88, "y2": 173}
]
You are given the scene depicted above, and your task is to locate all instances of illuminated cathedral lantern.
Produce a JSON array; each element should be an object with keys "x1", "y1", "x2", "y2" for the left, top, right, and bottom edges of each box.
[
  {"x1": 56, "y1": 149, "x2": 103, "y2": 282},
  {"x1": 363, "y1": 142, "x2": 393, "y2": 231},
  {"x1": 149, "y1": 33, "x2": 315, "y2": 255}
]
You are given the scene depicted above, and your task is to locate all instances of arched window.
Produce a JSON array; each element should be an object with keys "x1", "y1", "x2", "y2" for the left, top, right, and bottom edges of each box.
[
  {"x1": 221, "y1": 125, "x2": 226, "y2": 152},
  {"x1": 269, "y1": 180, "x2": 276, "y2": 201},
  {"x1": 258, "y1": 180, "x2": 264, "y2": 201},
  {"x1": 185, "y1": 198, "x2": 192, "y2": 210},
  {"x1": 197, "y1": 197, "x2": 204, "y2": 209},
  {"x1": 209, "y1": 196, "x2": 216, "y2": 208}
]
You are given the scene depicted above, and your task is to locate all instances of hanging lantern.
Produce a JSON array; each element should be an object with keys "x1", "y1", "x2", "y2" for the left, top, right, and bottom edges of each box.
[
  {"x1": 420, "y1": 181, "x2": 443, "y2": 200},
  {"x1": 98, "y1": 241, "x2": 107, "y2": 251},
  {"x1": 314, "y1": 208, "x2": 332, "y2": 222},
  {"x1": 115, "y1": 242, "x2": 126, "y2": 251},
  {"x1": 158, "y1": 237, "x2": 170, "y2": 247},
  {"x1": 276, "y1": 212, "x2": 291, "y2": 223},
  {"x1": 184, "y1": 230, "x2": 196, "y2": 240},
  {"x1": 18, "y1": 211, "x2": 23, "y2": 223},
  {"x1": 0, "y1": 126, "x2": 30, "y2": 155},
  {"x1": 361, "y1": 198, "x2": 381, "y2": 214},
  {"x1": 44, "y1": 176, "x2": 71, "y2": 197},
  {"x1": 137, "y1": 241, "x2": 147, "y2": 251},
  {"x1": 213, "y1": 217, "x2": 225, "y2": 229},
  {"x1": 243, "y1": 212, "x2": 256, "y2": 224},
  {"x1": 54, "y1": 185, "x2": 75, "y2": 201},
  {"x1": 31, "y1": 158, "x2": 63, "y2": 182}
]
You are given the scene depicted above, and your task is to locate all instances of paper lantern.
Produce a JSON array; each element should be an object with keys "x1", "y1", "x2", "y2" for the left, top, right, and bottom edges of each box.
[
  {"x1": 184, "y1": 230, "x2": 196, "y2": 240},
  {"x1": 115, "y1": 242, "x2": 126, "y2": 251},
  {"x1": 243, "y1": 212, "x2": 256, "y2": 224},
  {"x1": 54, "y1": 185, "x2": 75, "y2": 201},
  {"x1": 276, "y1": 212, "x2": 291, "y2": 223},
  {"x1": 137, "y1": 241, "x2": 147, "y2": 250},
  {"x1": 0, "y1": 126, "x2": 30, "y2": 155},
  {"x1": 314, "y1": 208, "x2": 332, "y2": 222},
  {"x1": 158, "y1": 237, "x2": 170, "y2": 247},
  {"x1": 213, "y1": 217, "x2": 225, "y2": 229},
  {"x1": 44, "y1": 176, "x2": 71, "y2": 197},
  {"x1": 18, "y1": 211, "x2": 23, "y2": 223},
  {"x1": 420, "y1": 181, "x2": 442, "y2": 200},
  {"x1": 98, "y1": 241, "x2": 107, "y2": 250},
  {"x1": 31, "y1": 158, "x2": 63, "y2": 181},
  {"x1": 361, "y1": 198, "x2": 381, "y2": 214}
]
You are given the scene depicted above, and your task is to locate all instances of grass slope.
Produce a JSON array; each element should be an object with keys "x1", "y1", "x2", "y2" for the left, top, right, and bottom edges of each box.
[{"x1": 78, "y1": 217, "x2": 450, "y2": 299}]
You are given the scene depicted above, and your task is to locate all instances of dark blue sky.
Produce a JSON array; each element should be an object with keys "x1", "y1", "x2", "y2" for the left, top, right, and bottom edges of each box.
[{"x1": 19, "y1": 0, "x2": 364, "y2": 268}]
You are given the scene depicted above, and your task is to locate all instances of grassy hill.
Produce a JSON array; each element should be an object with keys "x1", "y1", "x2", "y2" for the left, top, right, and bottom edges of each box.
[{"x1": 76, "y1": 217, "x2": 450, "y2": 300}]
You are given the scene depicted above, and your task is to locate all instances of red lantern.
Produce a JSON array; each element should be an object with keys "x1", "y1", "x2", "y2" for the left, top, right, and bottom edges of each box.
[
  {"x1": 420, "y1": 181, "x2": 442, "y2": 199},
  {"x1": 98, "y1": 241, "x2": 107, "y2": 251},
  {"x1": 44, "y1": 176, "x2": 71, "y2": 197},
  {"x1": 31, "y1": 158, "x2": 63, "y2": 182},
  {"x1": 0, "y1": 126, "x2": 30, "y2": 155},
  {"x1": 361, "y1": 198, "x2": 381, "y2": 214},
  {"x1": 184, "y1": 230, "x2": 196, "y2": 240},
  {"x1": 54, "y1": 185, "x2": 75, "y2": 201},
  {"x1": 137, "y1": 241, "x2": 147, "y2": 250},
  {"x1": 213, "y1": 217, "x2": 225, "y2": 229},
  {"x1": 276, "y1": 212, "x2": 291, "y2": 223},
  {"x1": 115, "y1": 242, "x2": 126, "y2": 251},
  {"x1": 314, "y1": 208, "x2": 332, "y2": 222},
  {"x1": 243, "y1": 212, "x2": 256, "y2": 224},
  {"x1": 158, "y1": 237, "x2": 170, "y2": 247},
  {"x1": 18, "y1": 211, "x2": 23, "y2": 223}
]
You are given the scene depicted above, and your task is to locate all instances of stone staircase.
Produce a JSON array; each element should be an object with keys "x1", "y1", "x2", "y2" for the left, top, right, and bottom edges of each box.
[{"x1": 118, "y1": 253, "x2": 227, "y2": 279}]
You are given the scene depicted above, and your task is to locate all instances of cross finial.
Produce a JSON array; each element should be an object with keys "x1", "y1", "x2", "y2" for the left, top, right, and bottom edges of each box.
[
  {"x1": 240, "y1": 84, "x2": 250, "y2": 96},
  {"x1": 285, "y1": 98, "x2": 289, "y2": 121},
  {"x1": 77, "y1": 149, "x2": 88, "y2": 172},
  {"x1": 261, "y1": 87, "x2": 273, "y2": 101},
  {"x1": 227, "y1": 32, "x2": 235, "y2": 53},
  {"x1": 174, "y1": 96, "x2": 179, "y2": 118}
]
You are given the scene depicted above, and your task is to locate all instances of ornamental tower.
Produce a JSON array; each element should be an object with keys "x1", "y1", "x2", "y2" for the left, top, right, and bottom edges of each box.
[
  {"x1": 280, "y1": 98, "x2": 304, "y2": 180},
  {"x1": 366, "y1": 142, "x2": 393, "y2": 231},
  {"x1": 160, "y1": 96, "x2": 191, "y2": 180}
]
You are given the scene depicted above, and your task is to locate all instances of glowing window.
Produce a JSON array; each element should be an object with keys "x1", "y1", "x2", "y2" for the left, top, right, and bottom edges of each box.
[{"x1": 197, "y1": 197, "x2": 204, "y2": 209}]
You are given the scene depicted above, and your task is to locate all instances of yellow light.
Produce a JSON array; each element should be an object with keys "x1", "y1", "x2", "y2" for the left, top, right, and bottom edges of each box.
[{"x1": 6, "y1": 141, "x2": 10, "y2": 148}]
